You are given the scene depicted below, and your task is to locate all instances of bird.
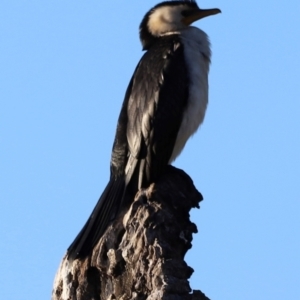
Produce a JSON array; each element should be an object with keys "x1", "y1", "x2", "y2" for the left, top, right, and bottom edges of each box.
[{"x1": 67, "y1": 0, "x2": 220, "y2": 260}]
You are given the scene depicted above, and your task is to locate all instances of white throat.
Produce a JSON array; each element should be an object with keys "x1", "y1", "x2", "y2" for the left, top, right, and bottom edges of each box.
[{"x1": 169, "y1": 27, "x2": 211, "y2": 162}]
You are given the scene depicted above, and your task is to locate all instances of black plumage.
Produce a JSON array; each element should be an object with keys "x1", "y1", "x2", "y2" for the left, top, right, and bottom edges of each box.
[
  {"x1": 67, "y1": 35, "x2": 189, "y2": 260},
  {"x1": 67, "y1": 0, "x2": 220, "y2": 260}
]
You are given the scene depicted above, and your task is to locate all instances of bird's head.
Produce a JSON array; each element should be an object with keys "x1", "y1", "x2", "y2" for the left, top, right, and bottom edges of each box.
[{"x1": 140, "y1": 0, "x2": 221, "y2": 50}]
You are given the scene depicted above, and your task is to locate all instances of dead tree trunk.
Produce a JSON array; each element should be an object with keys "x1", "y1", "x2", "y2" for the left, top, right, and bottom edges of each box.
[{"x1": 52, "y1": 166, "x2": 210, "y2": 300}]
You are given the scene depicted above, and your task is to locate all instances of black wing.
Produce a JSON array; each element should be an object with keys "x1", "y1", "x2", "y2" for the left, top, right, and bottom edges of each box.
[
  {"x1": 67, "y1": 35, "x2": 189, "y2": 260},
  {"x1": 120, "y1": 34, "x2": 190, "y2": 190}
]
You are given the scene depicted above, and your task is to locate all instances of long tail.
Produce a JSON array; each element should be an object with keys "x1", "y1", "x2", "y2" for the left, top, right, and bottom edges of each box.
[{"x1": 67, "y1": 176, "x2": 125, "y2": 260}]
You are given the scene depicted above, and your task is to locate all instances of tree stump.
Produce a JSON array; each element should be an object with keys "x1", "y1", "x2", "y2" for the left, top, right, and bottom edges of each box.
[{"x1": 52, "y1": 166, "x2": 210, "y2": 300}]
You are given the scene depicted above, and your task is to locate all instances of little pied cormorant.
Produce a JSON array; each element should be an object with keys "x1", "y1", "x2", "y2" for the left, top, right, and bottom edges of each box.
[{"x1": 67, "y1": 0, "x2": 220, "y2": 260}]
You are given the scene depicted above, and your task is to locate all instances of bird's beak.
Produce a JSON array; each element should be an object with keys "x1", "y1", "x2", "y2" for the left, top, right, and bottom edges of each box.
[{"x1": 182, "y1": 8, "x2": 221, "y2": 25}]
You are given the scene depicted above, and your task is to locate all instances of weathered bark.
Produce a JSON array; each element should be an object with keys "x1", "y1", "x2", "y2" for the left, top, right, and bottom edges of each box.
[{"x1": 52, "y1": 166, "x2": 210, "y2": 300}]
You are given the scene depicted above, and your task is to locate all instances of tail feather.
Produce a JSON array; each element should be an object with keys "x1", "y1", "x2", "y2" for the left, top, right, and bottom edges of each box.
[{"x1": 67, "y1": 176, "x2": 125, "y2": 260}]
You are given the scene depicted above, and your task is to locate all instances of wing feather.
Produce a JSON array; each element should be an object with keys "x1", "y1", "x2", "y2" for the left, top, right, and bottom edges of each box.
[{"x1": 125, "y1": 35, "x2": 189, "y2": 189}]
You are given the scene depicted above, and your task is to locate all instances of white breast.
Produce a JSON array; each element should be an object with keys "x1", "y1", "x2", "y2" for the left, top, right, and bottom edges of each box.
[{"x1": 169, "y1": 27, "x2": 211, "y2": 163}]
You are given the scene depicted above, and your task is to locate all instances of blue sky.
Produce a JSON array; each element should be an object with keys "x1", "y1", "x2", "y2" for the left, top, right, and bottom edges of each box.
[{"x1": 1, "y1": 1, "x2": 300, "y2": 299}]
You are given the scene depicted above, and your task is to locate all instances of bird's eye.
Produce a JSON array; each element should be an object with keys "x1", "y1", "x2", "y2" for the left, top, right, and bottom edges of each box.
[{"x1": 181, "y1": 10, "x2": 190, "y2": 17}]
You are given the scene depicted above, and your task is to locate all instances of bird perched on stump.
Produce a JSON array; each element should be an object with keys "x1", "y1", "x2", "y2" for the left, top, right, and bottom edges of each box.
[{"x1": 67, "y1": 0, "x2": 220, "y2": 260}]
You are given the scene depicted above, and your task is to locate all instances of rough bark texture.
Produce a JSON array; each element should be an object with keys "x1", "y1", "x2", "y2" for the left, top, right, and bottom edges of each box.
[{"x1": 52, "y1": 166, "x2": 210, "y2": 300}]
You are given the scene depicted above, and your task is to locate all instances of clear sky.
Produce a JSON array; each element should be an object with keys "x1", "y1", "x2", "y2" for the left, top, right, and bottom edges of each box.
[{"x1": 1, "y1": 1, "x2": 299, "y2": 299}]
